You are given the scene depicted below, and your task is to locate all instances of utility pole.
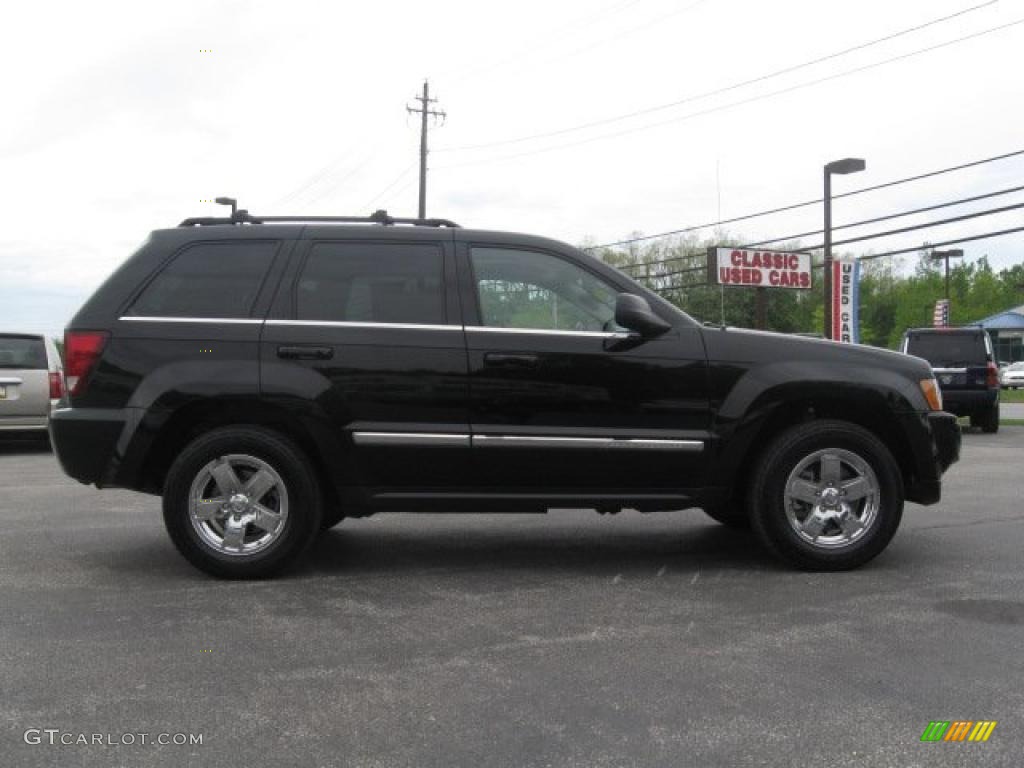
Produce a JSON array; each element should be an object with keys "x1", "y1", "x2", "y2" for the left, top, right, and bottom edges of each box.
[
  {"x1": 754, "y1": 287, "x2": 767, "y2": 330},
  {"x1": 406, "y1": 80, "x2": 446, "y2": 219},
  {"x1": 931, "y1": 248, "x2": 964, "y2": 300}
]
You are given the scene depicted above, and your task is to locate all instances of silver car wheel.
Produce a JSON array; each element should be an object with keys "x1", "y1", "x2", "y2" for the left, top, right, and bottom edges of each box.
[
  {"x1": 188, "y1": 454, "x2": 289, "y2": 557},
  {"x1": 783, "y1": 448, "x2": 880, "y2": 550}
]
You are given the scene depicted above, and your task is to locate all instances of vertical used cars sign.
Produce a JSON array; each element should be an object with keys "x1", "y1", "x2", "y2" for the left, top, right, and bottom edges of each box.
[
  {"x1": 708, "y1": 247, "x2": 813, "y2": 289},
  {"x1": 831, "y1": 257, "x2": 861, "y2": 343}
]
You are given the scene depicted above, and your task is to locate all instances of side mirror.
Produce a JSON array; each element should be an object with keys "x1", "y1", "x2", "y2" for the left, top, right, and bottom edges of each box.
[{"x1": 614, "y1": 293, "x2": 672, "y2": 338}]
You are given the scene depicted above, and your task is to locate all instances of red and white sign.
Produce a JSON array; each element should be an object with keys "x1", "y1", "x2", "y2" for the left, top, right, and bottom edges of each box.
[
  {"x1": 830, "y1": 258, "x2": 861, "y2": 344},
  {"x1": 709, "y1": 248, "x2": 812, "y2": 289}
]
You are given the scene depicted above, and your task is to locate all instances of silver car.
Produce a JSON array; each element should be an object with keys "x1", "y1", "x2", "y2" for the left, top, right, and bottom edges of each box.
[
  {"x1": 1001, "y1": 361, "x2": 1024, "y2": 389},
  {"x1": 0, "y1": 333, "x2": 64, "y2": 433}
]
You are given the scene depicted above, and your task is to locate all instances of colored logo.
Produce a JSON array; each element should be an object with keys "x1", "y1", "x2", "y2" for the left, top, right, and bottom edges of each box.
[{"x1": 921, "y1": 721, "x2": 997, "y2": 742}]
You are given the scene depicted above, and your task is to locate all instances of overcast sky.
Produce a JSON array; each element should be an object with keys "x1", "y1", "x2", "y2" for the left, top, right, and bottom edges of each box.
[{"x1": 2, "y1": 0, "x2": 1022, "y2": 336}]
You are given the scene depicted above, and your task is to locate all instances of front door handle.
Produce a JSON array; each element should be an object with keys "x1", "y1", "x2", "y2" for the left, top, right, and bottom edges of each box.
[
  {"x1": 277, "y1": 345, "x2": 333, "y2": 360},
  {"x1": 483, "y1": 352, "x2": 539, "y2": 368}
]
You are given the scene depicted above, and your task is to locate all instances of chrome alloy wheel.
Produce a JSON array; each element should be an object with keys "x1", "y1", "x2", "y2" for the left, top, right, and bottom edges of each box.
[
  {"x1": 188, "y1": 454, "x2": 289, "y2": 556},
  {"x1": 783, "y1": 448, "x2": 880, "y2": 549}
]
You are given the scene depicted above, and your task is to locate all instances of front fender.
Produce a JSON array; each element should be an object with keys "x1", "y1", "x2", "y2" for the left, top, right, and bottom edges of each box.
[{"x1": 710, "y1": 361, "x2": 928, "y2": 488}]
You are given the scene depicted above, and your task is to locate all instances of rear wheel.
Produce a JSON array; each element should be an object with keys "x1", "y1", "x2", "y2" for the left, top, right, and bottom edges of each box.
[
  {"x1": 163, "y1": 426, "x2": 322, "y2": 579},
  {"x1": 748, "y1": 420, "x2": 903, "y2": 571},
  {"x1": 971, "y1": 404, "x2": 999, "y2": 434}
]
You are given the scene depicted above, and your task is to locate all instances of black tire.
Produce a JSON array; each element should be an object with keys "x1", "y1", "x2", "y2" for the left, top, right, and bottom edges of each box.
[
  {"x1": 977, "y1": 404, "x2": 999, "y2": 434},
  {"x1": 702, "y1": 503, "x2": 750, "y2": 529},
  {"x1": 163, "y1": 426, "x2": 322, "y2": 579},
  {"x1": 748, "y1": 420, "x2": 904, "y2": 571}
]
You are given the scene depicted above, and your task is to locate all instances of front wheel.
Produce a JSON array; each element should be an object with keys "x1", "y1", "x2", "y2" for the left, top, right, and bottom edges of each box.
[
  {"x1": 163, "y1": 426, "x2": 322, "y2": 578},
  {"x1": 748, "y1": 420, "x2": 904, "y2": 571}
]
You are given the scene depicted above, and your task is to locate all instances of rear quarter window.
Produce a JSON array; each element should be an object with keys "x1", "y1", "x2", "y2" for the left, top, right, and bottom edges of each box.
[
  {"x1": 126, "y1": 241, "x2": 277, "y2": 318},
  {"x1": 0, "y1": 336, "x2": 46, "y2": 369}
]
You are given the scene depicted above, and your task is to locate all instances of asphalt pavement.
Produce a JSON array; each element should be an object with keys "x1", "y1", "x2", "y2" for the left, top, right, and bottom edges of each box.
[{"x1": 1, "y1": 429, "x2": 1022, "y2": 767}]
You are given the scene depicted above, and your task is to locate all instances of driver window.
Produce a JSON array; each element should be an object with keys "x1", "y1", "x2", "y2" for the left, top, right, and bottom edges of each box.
[{"x1": 470, "y1": 247, "x2": 619, "y2": 332}]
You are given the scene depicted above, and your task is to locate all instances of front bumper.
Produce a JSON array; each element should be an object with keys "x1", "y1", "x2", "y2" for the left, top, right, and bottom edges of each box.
[
  {"x1": 904, "y1": 411, "x2": 960, "y2": 505},
  {"x1": 929, "y1": 411, "x2": 961, "y2": 472}
]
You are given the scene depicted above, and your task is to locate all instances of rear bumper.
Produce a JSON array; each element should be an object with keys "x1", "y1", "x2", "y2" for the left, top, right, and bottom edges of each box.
[
  {"x1": 48, "y1": 407, "x2": 128, "y2": 486},
  {"x1": 904, "y1": 411, "x2": 961, "y2": 505},
  {"x1": 941, "y1": 388, "x2": 998, "y2": 416},
  {"x1": 0, "y1": 416, "x2": 48, "y2": 431}
]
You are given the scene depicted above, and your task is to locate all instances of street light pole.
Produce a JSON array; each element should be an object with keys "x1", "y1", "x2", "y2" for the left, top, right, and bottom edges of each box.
[
  {"x1": 931, "y1": 248, "x2": 964, "y2": 300},
  {"x1": 823, "y1": 170, "x2": 833, "y2": 338},
  {"x1": 822, "y1": 158, "x2": 866, "y2": 339}
]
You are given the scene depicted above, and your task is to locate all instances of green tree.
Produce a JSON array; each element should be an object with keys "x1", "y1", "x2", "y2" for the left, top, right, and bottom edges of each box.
[{"x1": 586, "y1": 233, "x2": 1023, "y2": 348}]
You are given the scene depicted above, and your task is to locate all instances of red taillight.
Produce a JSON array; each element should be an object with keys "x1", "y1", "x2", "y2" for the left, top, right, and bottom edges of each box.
[
  {"x1": 64, "y1": 331, "x2": 109, "y2": 396},
  {"x1": 48, "y1": 371, "x2": 65, "y2": 399},
  {"x1": 987, "y1": 362, "x2": 999, "y2": 388}
]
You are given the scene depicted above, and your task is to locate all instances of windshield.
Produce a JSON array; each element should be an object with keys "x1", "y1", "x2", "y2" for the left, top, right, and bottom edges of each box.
[{"x1": 905, "y1": 332, "x2": 988, "y2": 367}]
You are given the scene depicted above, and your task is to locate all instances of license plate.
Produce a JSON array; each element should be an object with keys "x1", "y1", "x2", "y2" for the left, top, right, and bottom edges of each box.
[{"x1": 0, "y1": 385, "x2": 6, "y2": 399}]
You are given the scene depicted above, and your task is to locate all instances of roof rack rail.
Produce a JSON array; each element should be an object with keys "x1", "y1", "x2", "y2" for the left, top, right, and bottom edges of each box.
[{"x1": 178, "y1": 201, "x2": 459, "y2": 229}]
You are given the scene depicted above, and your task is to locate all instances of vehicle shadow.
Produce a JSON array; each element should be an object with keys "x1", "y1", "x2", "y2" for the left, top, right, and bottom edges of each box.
[
  {"x1": 0, "y1": 435, "x2": 52, "y2": 455},
  {"x1": 302, "y1": 517, "x2": 776, "y2": 577}
]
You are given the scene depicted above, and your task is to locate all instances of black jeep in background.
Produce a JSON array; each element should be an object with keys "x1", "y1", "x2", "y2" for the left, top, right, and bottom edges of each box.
[
  {"x1": 902, "y1": 327, "x2": 1000, "y2": 433},
  {"x1": 50, "y1": 209, "x2": 960, "y2": 578}
]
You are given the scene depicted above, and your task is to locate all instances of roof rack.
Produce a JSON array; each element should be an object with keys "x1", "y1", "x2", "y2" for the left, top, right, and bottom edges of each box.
[{"x1": 178, "y1": 199, "x2": 459, "y2": 228}]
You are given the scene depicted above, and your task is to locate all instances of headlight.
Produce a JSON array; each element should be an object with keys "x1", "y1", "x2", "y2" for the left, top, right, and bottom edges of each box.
[{"x1": 919, "y1": 378, "x2": 943, "y2": 411}]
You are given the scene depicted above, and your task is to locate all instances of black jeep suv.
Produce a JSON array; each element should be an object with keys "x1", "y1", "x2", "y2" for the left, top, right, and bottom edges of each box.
[
  {"x1": 902, "y1": 327, "x2": 1000, "y2": 433},
  {"x1": 50, "y1": 208, "x2": 960, "y2": 578}
]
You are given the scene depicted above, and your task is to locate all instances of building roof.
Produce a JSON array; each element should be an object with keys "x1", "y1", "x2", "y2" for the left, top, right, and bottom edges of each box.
[{"x1": 973, "y1": 304, "x2": 1024, "y2": 330}]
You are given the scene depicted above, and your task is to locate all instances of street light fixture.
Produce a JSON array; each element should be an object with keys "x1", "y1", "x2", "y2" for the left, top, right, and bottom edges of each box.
[
  {"x1": 930, "y1": 248, "x2": 965, "y2": 300},
  {"x1": 823, "y1": 158, "x2": 866, "y2": 339}
]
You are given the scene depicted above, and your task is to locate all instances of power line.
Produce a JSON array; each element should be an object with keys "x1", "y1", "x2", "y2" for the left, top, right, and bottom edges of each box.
[
  {"x1": 272, "y1": 121, "x2": 400, "y2": 210},
  {"x1": 620, "y1": 195, "x2": 1024, "y2": 276},
  {"x1": 741, "y1": 185, "x2": 1024, "y2": 248},
  {"x1": 776, "y1": 201, "x2": 1024, "y2": 253},
  {"x1": 437, "y1": 1, "x2": 995, "y2": 154},
  {"x1": 859, "y1": 226, "x2": 1024, "y2": 261},
  {"x1": 591, "y1": 148, "x2": 1024, "y2": 253},
  {"x1": 378, "y1": 175, "x2": 420, "y2": 216},
  {"x1": 633, "y1": 225, "x2": 1024, "y2": 295},
  {"x1": 272, "y1": 150, "x2": 359, "y2": 208},
  {"x1": 520, "y1": 0, "x2": 710, "y2": 80},
  {"x1": 362, "y1": 163, "x2": 417, "y2": 210},
  {"x1": 440, "y1": 0, "x2": 647, "y2": 87},
  {"x1": 434, "y1": 18, "x2": 1024, "y2": 172}
]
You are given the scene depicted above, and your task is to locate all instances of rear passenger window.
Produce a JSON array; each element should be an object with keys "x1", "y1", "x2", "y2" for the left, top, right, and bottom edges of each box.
[
  {"x1": 127, "y1": 242, "x2": 277, "y2": 318},
  {"x1": 0, "y1": 336, "x2": 47, "y2": 369},
  {"x1": 296, "y1": 243, "x2": 445, "y2": 324}
]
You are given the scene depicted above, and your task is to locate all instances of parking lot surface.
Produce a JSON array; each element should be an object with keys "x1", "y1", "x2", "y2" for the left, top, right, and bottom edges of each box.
[{"x1": 1, "y1": 430, "x2": 1022, "y2": 767}]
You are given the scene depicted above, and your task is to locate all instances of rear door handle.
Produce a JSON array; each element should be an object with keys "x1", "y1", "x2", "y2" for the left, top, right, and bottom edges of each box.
[
  {"x1": 277, "y1": 345, "x2": 333, "y2": 360},
  {"x1": 483, "y1": 352, "x2": 539, "y2": 368}
]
